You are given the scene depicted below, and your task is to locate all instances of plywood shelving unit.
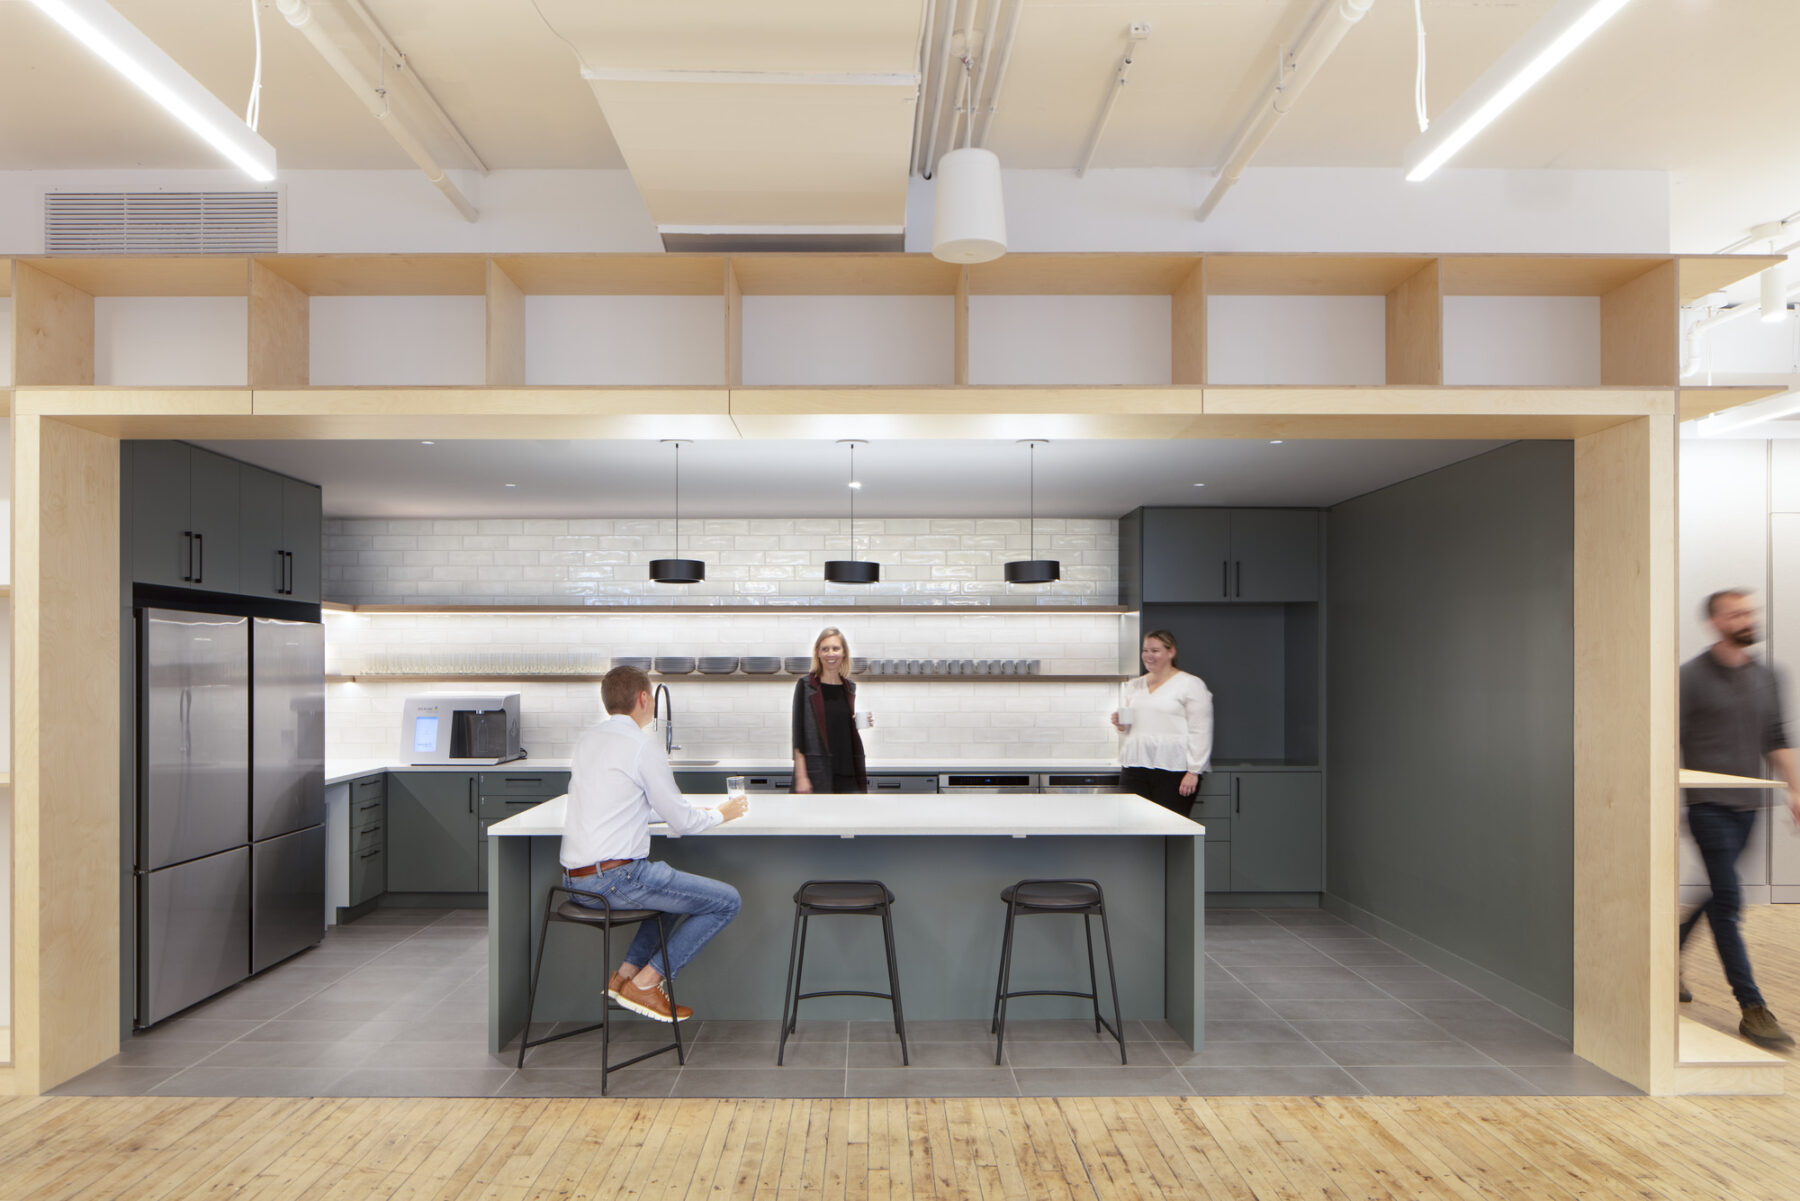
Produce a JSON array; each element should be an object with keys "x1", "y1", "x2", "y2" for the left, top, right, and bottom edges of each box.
[{"x1": 0, "y1": 248, "x2": 1780, "y2": 1100}]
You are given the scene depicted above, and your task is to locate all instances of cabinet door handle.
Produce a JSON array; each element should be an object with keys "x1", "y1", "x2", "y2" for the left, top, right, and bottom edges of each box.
[
  {"x1": 1221, "y1": 560, "x2": 1228, "y2": 598},
  {"x1": 285, "y1": 550, "x2": 294, "y2": 594},
  {"x1": 182, "y1": 531, "x2": 193, "y2": 582},
  {"x1": 194, "y1": 533, "x2": 203, "y2": 583},
  {"x1": 469, "y1": 779, "x2": 475, "y2": 814},
  {"x1": 359, "y1": 850, "x2": 381, "y2": 861},
  {"x1": 1235, "y1": 560, "x2": 1242, "y2": 598},
  {"x1": 1234, "y1": 777, "x2": 1241, "y2": 814}
]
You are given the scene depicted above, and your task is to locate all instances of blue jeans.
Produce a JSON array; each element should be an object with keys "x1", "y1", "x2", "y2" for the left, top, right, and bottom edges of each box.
[
  {"x1": 1679, "y1": 803, "x2": 1764, "y2": 1008},
  {"x1": 563, "y1": 858, "x2": 741, "y2": 981}
]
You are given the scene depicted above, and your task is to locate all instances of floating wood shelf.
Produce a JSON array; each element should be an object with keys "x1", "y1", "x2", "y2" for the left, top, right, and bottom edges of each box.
[
  {"x1": 328, "y1": 673, "x2": 1125, "y2": 685},
  {"x1": 323, "y1": 603, "x2": 1129, "y2": 616}
]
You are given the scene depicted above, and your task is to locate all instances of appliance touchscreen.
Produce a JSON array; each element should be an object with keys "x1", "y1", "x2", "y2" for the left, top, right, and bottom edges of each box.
[{"x1": 412, "y1": 715, "x2": 439, "y2": 754}]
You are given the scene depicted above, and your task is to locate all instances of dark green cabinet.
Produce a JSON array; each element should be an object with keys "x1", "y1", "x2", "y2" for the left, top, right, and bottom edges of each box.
[
  {"x1": 1228, "y1": 772, "x2": 1323, "y2": 893},
  {"x1": 386, "y1": 773, "x2": 480, "y2": 893},
  {"x1": 1125, "y1": 507, "x2": 1320, "y2": 604},
  {"x1": 348, "y1": 776, "x2": 386, "y2": 907},
  {"x1": 239, "y1": 466, "x2": 323, "y2": 603},
  {"x1": 127, "y1": 442, "x2": 242, "y2": 594}
]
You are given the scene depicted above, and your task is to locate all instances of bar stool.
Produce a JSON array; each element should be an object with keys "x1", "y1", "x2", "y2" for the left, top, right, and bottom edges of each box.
[
  {"x1": 517, "y1": 885, "x2": 685, "y2": 1093},
  {"x1": 778, "y1": 880, "x2": 908, "y2": 1066},
  {"x1": 991, "y1": 878, "x2": 1125, "y2": 1065}
]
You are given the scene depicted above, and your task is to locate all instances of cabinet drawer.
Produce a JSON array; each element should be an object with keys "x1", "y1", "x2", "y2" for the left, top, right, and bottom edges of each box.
[
  {"x1": 352, "y1": 775, "x2": 386, "y2": 799},
  {"x1": 480, "y1": 793, "x2": 558, "y2": 821},
  {"x1": 351, "y1": 823, "x2": 384, "y2": 855},
  {"x1": 1189, "y1": 792, "x2": 1234, "y2": 820},
  {"x1": 1195, "y1": 772, "x2": 1232, "y2": 797},
  {"x1": 1190, "y1": 816, "x2": 1229, "y2": 842},
  {"x1": 480, "y1": 772, "x2": 569, "y2": 796},
  {"x1": 352, "y1": 795, "x2": 386, "y2": 831},
  {"x1": 350, "y1": 847, "x2": 385, "y2": 906}
]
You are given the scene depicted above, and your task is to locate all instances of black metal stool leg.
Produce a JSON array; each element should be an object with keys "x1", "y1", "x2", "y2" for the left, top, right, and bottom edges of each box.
[
  {"x1": 518, "y1": 889, "x2": 557, "y2": 1068},
  {"x1": 1083, "y1": 913, "x2": 1102, "y2": 1034},
  {"x1": 880, "y1": 902, "x2": 908, "y2": 1066},
  {"x1": 991, "y1": 902, "x2": 1017, "y2": 1034},
  {"x1": 777, "y1": 903, "x2": 804, "y2": 1066},
  {"x1": 659, "y1": 915, "x2": 685, "y2": 1066},
  {"x1": 994, "y1": 898, "x2": 1020, "y2": 1065},
  {"x1": 789, "y1": 914, "x2": 811, "y2": 1036},
  {"x1": 1097, "y1": 904, "x2": 1125, "y2": 1064},
  {"x1": 599, "y1": 922, "x2": 613, "y2": 1089}
]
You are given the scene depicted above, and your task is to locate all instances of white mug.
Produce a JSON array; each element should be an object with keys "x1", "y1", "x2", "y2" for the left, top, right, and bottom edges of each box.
[
  {"x1": 854, "y1": 711, "x2": 874, "y2": 730},
  {"x1": 1116, "y1": 706, "x2": 1135, "y2": 728}
]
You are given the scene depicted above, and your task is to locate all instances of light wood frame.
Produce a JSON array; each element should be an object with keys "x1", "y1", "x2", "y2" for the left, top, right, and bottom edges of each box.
[{"x1": 0, "y1": 250, "x2": 1771, "y2": 1097}]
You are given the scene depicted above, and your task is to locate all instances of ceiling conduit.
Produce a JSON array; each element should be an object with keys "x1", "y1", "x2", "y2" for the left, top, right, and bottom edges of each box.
[
  {"x1": 1196, "y1": 0, "x2": 1373, "y2": 221},
  {"x1": 275, "y1": 0, "x2": 479, "y2": 222}
]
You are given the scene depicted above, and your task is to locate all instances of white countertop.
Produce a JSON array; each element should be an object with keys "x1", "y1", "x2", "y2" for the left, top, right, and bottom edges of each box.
[
  {"x1": 326, "y1": 757, "x2": 1124, "y2": 786},
  {"x1": 487, "y1": 793, "x2": 1205, "y2": 839}
]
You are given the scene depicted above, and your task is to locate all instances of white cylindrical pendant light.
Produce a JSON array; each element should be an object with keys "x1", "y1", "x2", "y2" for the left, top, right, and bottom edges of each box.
[
  {"x1": 1761, "y1": 263, "x2": 1790, "y2": 323},
  {"x1": 932, "y1": 147, "x2": 1007, "y2": 264}
]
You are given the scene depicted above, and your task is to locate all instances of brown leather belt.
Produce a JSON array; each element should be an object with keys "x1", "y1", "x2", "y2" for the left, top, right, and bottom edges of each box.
[{"x1": 567, "y1": 858, "x2": 633, "y2": 878}]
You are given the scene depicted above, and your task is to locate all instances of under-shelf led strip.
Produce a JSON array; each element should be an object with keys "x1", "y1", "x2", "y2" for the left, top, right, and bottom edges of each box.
[
  {"x1": 1403, "y1": 0, "x2": 1636, "y2": 183},
  {"x1": 27, "y1": 0, "x2": 277, "y2": 182}
]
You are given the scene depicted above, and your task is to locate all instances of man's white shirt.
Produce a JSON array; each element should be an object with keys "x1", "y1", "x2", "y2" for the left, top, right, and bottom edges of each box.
[{"x1": 560, "y1": 714, "x2": 723, "y2": 869}]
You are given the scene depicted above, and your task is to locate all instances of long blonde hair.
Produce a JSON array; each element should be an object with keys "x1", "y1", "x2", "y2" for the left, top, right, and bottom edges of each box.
[{"x1": 810, "y1": 627, "x2": 854, "y2": 678}]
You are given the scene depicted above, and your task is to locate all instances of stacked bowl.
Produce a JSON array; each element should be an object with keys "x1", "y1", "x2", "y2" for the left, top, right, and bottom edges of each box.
[
  {"x1": 697, "y1": 656, "x2": 739, "y2": 675},
  {"x1": 741, "y1": 656, "x2": 783, "y2": 674},
  {"x1": 653, "y1": 656, "x2": 696, "y2": 675},
  {"x1": 783, "y1": 656, "x2": 812, "y2": 675},
  {"x1": 611, "y1": 656, "x2": 653, "y2": 672}
]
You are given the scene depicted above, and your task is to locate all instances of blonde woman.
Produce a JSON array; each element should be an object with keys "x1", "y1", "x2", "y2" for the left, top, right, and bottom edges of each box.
[
  {"x1": 1112, "y1": 629, "x2": 1213, "y2": 814},
  {"x1": 791, "y1": 627, "x2": 869, "y2": 793}
]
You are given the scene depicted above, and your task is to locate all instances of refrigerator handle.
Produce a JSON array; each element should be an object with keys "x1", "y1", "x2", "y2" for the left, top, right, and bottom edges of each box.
[
  {"x1": 284, "y1": 551, "x2": 293, "y2": 595},
  {"x1": 468, "y1": 778, "x2": 475, "y2": 815},
  {"x1": 194, "y1": 532, "x2": 204, "y2": 584},
  {"x1": 183, "y1": 531, "x2": 193, "y2": 582},
  {"x1": 180, "y1": 687, "x2": 191, "y2": 755}
]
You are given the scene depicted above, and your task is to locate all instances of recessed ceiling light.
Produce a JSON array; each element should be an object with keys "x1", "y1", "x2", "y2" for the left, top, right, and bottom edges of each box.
[
  {"x1": 1192, "y1": 482, "x2": 1206, "y2": 487},
  {"x1": 504, "y1": 483, "x2": 517, "y2": 488},
  {"x1": 420, "y1": 440, "x2": 435, "y2": 445},
  {"x1": 848, "y1": 480, "x2": 863, "y2": 489},
  {"x1": 1269, "y1": 440, "x2": 1285, "y2": 445}
]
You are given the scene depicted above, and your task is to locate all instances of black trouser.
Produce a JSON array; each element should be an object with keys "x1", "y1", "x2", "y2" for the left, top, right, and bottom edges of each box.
[
  {"x1": 832, "y1": 774, "x2": 863, "y2": 794},
  {"x1": 1121, "y1": 766, "x2": 1189, "y2": 815},
  {"x1": 1679, "y1": 802, "x2": 1765, "y2": 1008}
]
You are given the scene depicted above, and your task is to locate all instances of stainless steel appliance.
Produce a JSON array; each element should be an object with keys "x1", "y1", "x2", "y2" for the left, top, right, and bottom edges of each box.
[
  {"x1": 743, "y1": 775, "x2": 793, "y2": 792},
  {"x1": 1040, "y1": 773, "x2": 1122, "y2": 794},
  {"x1": 400, "y1": 691, "x2": 522, "y2": 765},
  {"x1": 136, "y1": 610, "x2": 325, "y2": 1027},
  {"x1": 938, "y1": 773, "x2": 1036, "y2": 794},
  {"x1": 868, "y1": 775, "x2": 937, "y2": 793}
]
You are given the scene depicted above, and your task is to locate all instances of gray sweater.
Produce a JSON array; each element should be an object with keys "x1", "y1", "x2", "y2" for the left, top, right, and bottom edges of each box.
[{"x1": 1680, "y1": 649, "x2": 1791, "y2": 809}]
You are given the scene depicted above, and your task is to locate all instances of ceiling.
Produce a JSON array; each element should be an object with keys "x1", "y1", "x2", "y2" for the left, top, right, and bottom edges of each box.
[
  {"x1": 196, "y1": 437, "x2": 1502, "y2": 518},
  {"x1": 4, "y1": 1, "x2": 1798, "y2": 248}
]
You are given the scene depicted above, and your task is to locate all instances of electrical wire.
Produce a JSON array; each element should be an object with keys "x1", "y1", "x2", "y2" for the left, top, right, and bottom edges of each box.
[
  {"x1": 526, "y1": 0, "x2": 595, "y2": 73},
  {"x1": 245, "y1": 0, "x2": 264, "y2": 131},
  {"x1": 1413, "y1": 0, "x2": 1429, "y2": 132}
]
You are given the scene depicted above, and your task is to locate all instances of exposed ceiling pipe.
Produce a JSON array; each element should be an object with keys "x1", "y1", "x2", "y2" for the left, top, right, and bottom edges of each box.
[
  {"x1": 919, "y1": 0, "x2": 963, "y2": 178},
  {"x1": 1196, "y1": 0, "x2": 1374, "y2": 221},
  {"x1": 908, "y1": 0, "x2": 941, "y2": 176},
  {"x1": 963, "y1": 0, "x2": 1004, "y2": 151},
  {"x1": 1682, "y1": 276, "x2": 1800, "y2": 376},
  {"x1": 1077, "y1": 25, "x2": 1150, "y2": 178},
  {"x1": 276, "y1": 0, "x2": 478, "y2": 222},
  {"x1": 338, "y1": 0, "x2": 488, "y2": 173},
  {"x1": 972, "y1": 0, "x2": 1023, "y2": 147},
  {"x1": 945, "y1": 0, "x2": 980, "y2": 155}
]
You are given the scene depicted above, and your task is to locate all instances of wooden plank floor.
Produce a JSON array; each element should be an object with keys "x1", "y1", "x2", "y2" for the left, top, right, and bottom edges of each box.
[{"x1": 2, "y1": 905, "x2": 1796, "y2": 1200}]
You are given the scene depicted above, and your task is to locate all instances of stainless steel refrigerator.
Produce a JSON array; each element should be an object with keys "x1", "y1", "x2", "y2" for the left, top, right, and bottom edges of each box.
[{"x1": 136, "y1": 609, "x2": 325, "y2": 1027}]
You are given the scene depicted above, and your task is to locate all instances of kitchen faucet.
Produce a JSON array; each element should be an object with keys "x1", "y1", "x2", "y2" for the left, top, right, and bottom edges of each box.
[{"x1": 653, "y1": 684, "x2": 678, "y2": 755}]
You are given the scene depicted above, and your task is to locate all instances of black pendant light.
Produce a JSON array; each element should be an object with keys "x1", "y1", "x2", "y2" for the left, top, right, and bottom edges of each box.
[
  {"x1": 1004, "y1": 439, "x2": 1061, "y2": 584},
  {"x1": 648, "y1": 439, "x2": 705, "y2": 584},
  {"x1": 823, "y1": 439, "x2": 880, "y2": 584}
]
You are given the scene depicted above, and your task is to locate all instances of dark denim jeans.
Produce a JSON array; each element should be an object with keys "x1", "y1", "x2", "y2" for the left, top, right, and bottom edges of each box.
[
  {"x1": 564, "y1": 858, "x2": 741, "y2": 980},
  {"x1": 1678, "y1": 802, "x2": 1765, "y2": 1008}
]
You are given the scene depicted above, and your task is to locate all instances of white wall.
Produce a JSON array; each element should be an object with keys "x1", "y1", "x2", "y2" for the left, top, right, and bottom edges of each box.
[
  {"x1": 95, "y1": 298, "x2": 247, "y2": 386},
  {"x1": 968, "y1": 296, "x2": 1170, "y2": 386},
  {"x1": 310, "y1": 297, "x2": 486, "y2": 387},
  {"x1": 1443, "y1": 297, "x2": 1602, "y2": 386},
  {"x1": 526, "y1": 296, "x2": 725, "y2": 386},
  {"x1": 742, "y1": 297, "x2": 952, "y2": 386},
  {"x1": 1207, "y1": 296, "x2": 1386, "y2": 386}
]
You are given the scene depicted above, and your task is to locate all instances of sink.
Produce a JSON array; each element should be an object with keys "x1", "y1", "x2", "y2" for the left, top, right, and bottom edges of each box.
[{"x1": 668, "y1": 759, "x2": 720, "y2": 766}]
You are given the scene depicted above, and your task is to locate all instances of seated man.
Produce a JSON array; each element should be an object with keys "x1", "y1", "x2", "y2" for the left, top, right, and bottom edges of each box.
[{"x1": 561, "y1": 665, "x2": 747, "y2": 1022}]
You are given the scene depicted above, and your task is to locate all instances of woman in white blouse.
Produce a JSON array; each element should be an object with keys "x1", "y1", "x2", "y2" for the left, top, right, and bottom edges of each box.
[{"x1": 1111, "y1": 629, "x2": 1214, "y2": 813}]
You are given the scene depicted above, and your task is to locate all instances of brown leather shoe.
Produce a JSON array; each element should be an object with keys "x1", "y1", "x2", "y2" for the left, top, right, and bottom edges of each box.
[
  {"x1": 1740, "y1": 1004, "x2": 1796, "y2": 1050},
  {"x1": 615, "y1": 976, "x2": 692, "y2": 1023},
  {"x1": 607, "y1": 969, "x2": 630, "y2": 1002}
]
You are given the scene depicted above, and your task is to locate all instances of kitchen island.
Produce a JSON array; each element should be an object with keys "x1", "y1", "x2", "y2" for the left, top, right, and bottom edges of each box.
[{"x1": 485, "y1": 793, "x2": 1207, "y2": 1053}]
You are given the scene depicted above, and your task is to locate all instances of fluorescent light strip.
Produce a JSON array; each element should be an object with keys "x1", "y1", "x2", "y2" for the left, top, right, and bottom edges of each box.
[
  {"x1": 28, "y1": 0, "x2": 277, "y2": 181},
  {"x1": 1698, "y1": 391, "x2": 1800, "y2": 437},
  {"x1": 1404, "y1": 0, "x2": 1636, "y2": 183}
]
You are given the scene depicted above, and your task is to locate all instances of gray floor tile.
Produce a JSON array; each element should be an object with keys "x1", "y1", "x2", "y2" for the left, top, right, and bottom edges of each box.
[
  {"x1": 1247, "y1": 979, "x2": 1390, "y2": 1000},
  {"x1": 850, "y1": 1040, "x2": 1004, "y2": 1070},
  {"x1": 1285, "y1": 1019, "x2": 1454, "y2": 1042},
  {"x1": 1509, "y1": 1062, "x2": 1641, "y2": 1096},
  {"x1": 1322, "y1": 948, "x2": 1420, "y2": 967},
  {"x1": 850, "y1": 1018, "x2": 988, "y2": 1043},
  {"x1": 1135, "y1": 1019, "x2": 1182, "y2": 1043},
  {"x1": 685, "y1": 1040, "x2": 845, "y2": 1070},
  {"x1": 363, "y1": 1040, "x2": 515, "y2": 1070},
  {"x1": 1345, "y1": 1066, "x2": 1541, "y2": 1096},
  {"x1": 1263, "y1": 998, "x2": 1425, "y2": 1021},
  {"x1": 1204, "y1": 1020, "x2": 1307, "y2": 1044},
  {"x1": 1221, "y1": 963, "x2": 1371, "y2": 984},
  {"x1": 1367, "y1": 978, "x2": 1480, "y2": 1000},
  {"x1": 323, "y1": 1068, "x2": 517, "y2": 1097},
  {"x1": 429, "y1": 909, "x2": 490, "y2": 928},
  {"x1": 1204, "y1": 910, "x2": 1279, "y2": 926},
  {"x1": 695, "y1": 1019, "x2": 847, "y2": 1043},
  {"x1": 672, "y1": 1069, "x2": 845, "y2": 1098},
  {"x1": 1208, "y1": 945, "x2": 1343, "y2": 964},
  {"x1": 347, "y1": 907, "x2": 446, "y2": 926},
  {"x1": 1013, "y1": 1067, "x2": 1190, "y2": 1097},
  {"x1": 515, "y1": 1033, "x2": 685, "y2": 1071},
  {"x1": 1401, "y1": 997, "x2": 1522, "y2": 1022},
  {"x1": 497, "y1": 1068, "x2": 675, "y2": 1098},
  {"x1": 106, "y1": 1040, "x2": 232, "y2": 1069},
  {"x1": 1166, "y1": 1042, "x2": 1333, "y2": 1069},
  {"x1": 1352, "y1": 964, "x2": 1458, "y2": 985},
  {"x1": 150, "y1": 1066, "x2": 350, "y2": 1097},
  {"x1": 274, "y1": 995, "x2": 400, "y2": 1022},
  {"x1": 1315, "y1": 1041, "x2": 1499, "y2": 1068},
  {"x1": 1202, "y1": 982, "x2": 1261, "y2": 1004},
  {"x1": 1182, "y1": 1066, "x2": 1368, "y2": 1096},
  {"x1": 983, "y1": 1019, "x2": 1126, "y2": 1043},
  {"x1": 130, "y1": 1017, "x2": 264, "y2": 1044},
  {"x1": 49, "y1": 1064, "x2": 183, "y2": 1096},
  {"x1": 240, "y1": 1018, "x2": 412, "y2": 1044},
  {"x1": 1458, "y1": 1034, "x2": 1581, "y2": 1065},
  {"x1": 196, "y1": 1040, "x2": 382, "y2": 1070},
  {"x1": 179, "y1": 991, "x2": 306, "y2": 1021},
  {"x1": 1430, "y1": 1016, "x2": 1563, "y2": 1042},
  {"x1": 1001, "y1": 1039, "x2": 1150, "y2": 1069},
  {"x1": 383, "y1": 1019, "x2": 492, "y2": 1043},
  {"x1": 846, "y1": 1069, "x2": 1019, "y2": 1098},
  {"x1": 1201, "y1": 997, "x2": 1281, "y2": 1022}
]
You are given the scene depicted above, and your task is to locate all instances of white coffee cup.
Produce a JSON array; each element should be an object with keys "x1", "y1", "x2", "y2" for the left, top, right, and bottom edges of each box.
[
  {"x1": 1116, "y1": 706, "x2": 1135, "y2": 728},
  {"x1": 854, "y1": 711, "x2": 874, "y2": 730}
]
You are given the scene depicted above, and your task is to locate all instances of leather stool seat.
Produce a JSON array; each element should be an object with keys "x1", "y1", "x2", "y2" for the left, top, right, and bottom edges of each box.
[
  {"x1": 795, "y1": 881, "x2": 896, "y2": 909},
  {"x1": 1000, "y1": 881, "x2": 1101, "y2": 910},
  {"x1": 556, "y1": 900, "x2": 662, "y2": 925}
]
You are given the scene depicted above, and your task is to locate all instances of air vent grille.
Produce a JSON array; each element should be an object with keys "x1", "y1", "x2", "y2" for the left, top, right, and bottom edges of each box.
[{"x1": 44, "y1": 191, "x2": 280, "y2": 255}]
